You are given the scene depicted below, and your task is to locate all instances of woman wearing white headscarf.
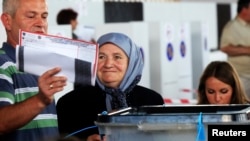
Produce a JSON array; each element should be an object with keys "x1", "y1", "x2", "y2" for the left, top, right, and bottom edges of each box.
[{"x1": 56, "y1": 32, "x2": 164, "y2": 141}]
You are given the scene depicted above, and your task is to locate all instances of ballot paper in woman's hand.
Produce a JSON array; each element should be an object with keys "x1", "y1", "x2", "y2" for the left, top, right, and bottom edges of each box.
[{"x1": 16, "y1": 30, "x2": 98, "y2": 86}]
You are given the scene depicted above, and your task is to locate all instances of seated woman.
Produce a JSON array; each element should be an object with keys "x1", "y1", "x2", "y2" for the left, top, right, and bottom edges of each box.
[
  {"x1": 56, "y1": 32, "x2": 164, "y2": 141},
  {"x1": 197, "y1": 61, "x2": 250, "y2": 104}
]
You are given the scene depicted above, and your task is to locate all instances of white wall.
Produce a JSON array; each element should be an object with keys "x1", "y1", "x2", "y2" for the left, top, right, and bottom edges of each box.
[
  {"x1": 144, "y1": 2, "x2": 218, "y2": 50},
  {"x1": 0, "y1": 1, "x2": 7, "y2": 45},
  {"x1": 47, "y1": 0, "x2": 104, "y2": 26},
  {"x1": 0, "y1": 1, "x2": 238, "y2": 49},
  {"x1": 181, "y1": 0, "x2": 237, "y2": 3},
  {"x1": 231, "y1": 2, "x2": 237, "y2": 19}
]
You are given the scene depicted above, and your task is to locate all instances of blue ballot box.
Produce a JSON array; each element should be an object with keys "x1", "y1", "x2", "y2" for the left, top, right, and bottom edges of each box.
[{"x1": 95, "y1": 104, "x2": 250, "y2": 141}]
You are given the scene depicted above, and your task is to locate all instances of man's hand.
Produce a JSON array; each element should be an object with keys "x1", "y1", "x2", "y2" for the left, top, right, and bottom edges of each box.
[{"x1": 37, "y1": 67, "x2": 67, "y2": 106}]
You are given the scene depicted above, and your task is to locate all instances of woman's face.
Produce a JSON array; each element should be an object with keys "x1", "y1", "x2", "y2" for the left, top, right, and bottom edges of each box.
[
  {"x1": 97, "y1": 43, "x2": 129, "y2": 88},
  {"x1": 205, "y1": 77, "x2": 233, "y2": 104}
]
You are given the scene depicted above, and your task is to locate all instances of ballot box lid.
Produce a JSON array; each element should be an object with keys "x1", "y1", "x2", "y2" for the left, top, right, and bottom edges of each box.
[{"x1": 96, "y1": 104, "x2": 250, "y2": 124}]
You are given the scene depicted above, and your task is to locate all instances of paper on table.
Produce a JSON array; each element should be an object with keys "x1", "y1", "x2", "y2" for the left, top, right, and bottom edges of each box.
[{"x1": 16, "y1": 30, "x2": 98, "y2": 86}]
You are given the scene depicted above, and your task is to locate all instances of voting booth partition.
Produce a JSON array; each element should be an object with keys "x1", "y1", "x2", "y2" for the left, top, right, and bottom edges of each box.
[
  {"x1": 149, "y1": 22, "x2": 179, "y2": 101},
  {"x1": 176, "y1": 22, "x2": 193, "y2": 100},
  {"x1": 149, "y1": 21, "x2": 195, "y2": 104},
  {"x1": 190, "y1": 22, "x2": 210, "y2": 99}
]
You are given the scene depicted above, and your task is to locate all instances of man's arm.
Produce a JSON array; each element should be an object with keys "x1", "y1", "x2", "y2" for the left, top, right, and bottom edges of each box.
[
  {"x1": 0, "y1": 67, "x2": 67, "y2": 134},
  {"x1": 220, "y1": 45, "x2": 250, "y2": 56},
  {"x1": 0, "y1": 95, "x2": 48, "y2": 134}
]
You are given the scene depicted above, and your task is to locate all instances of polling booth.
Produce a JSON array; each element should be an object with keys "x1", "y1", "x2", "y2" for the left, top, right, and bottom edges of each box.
[
  {"x1": 149, "y1": 21, "x2": 197, "y2": 104},
  {"x1": 190, "y1": 22, "x2": 210, "y2": 99},
  {"x1": 94, "y1": 22, "x2": 151, "y2": 89},
  {"x1": 176, "y1": 22, "x2": 193, "y2": 100},
  {"x1": 148, "y1": 22, "x2": 179, "y2": 102}
]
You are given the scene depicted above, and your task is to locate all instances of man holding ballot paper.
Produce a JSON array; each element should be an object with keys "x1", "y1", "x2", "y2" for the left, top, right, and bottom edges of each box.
[{"x1": 0, "y1": 0, "x2": 97, "y2": 141}]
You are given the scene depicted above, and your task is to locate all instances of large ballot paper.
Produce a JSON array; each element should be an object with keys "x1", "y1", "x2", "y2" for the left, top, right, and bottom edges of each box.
[{"x1": 16, "y1": 30, "x2": 98, "y2": 86}]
